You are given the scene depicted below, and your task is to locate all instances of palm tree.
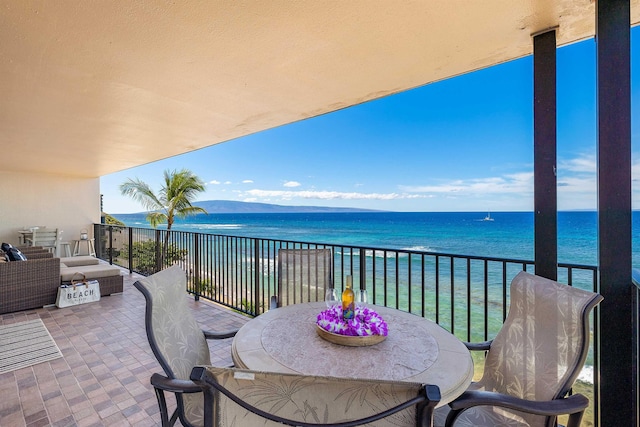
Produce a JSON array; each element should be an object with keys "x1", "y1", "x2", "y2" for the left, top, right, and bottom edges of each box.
[
  {"x1": 120, "y1": 168, "x2": 207, "y2": 230},
  {"x1": 120, "y1": 168, "x2": 207, "y2": 268}
]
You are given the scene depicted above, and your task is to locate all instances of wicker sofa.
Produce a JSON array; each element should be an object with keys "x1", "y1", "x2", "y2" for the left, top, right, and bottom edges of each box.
[
  {"x1": 0, "y1": 255, "x2": 61, "y2": 314},
  {"x1": 1, "y1": 247, "x2": 123, "y2": 314}
]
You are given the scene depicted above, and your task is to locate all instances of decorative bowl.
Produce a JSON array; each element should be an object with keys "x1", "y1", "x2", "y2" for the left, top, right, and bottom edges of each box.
[{"x1": 316, "y1": 325, "x2": 386, "y2": 347}]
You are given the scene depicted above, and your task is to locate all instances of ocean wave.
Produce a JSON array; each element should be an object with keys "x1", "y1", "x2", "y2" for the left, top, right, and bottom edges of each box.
[
  {"x1": 402, "y1": 245, "x2": 435, "y2": 253},
  {"x1": 184, "y1": 223, "x2": 243, "y2": 230},
  {"x1": 334, "y1": 249, "x2": 433, "y2": 259}
]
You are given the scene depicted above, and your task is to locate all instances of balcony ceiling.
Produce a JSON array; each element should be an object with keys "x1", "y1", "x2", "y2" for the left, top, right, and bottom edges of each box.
[{"x1": 1, "y1": 1, "x2": 638, "y2": 178}]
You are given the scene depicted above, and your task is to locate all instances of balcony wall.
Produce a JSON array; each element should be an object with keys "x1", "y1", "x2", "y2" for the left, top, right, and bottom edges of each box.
[{"x1": 0, "y1": 170, "x2": 100, "y2": 246}]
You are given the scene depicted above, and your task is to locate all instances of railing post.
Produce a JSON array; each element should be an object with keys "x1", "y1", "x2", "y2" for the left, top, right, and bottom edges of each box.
[
  {"x1": 359, "y1": 248, "x2": 366, "y2": 291},
  {"x1": 108, "y1": 225, "x2": 113, "y2": 265},
  {"x1": 254, "y1": 239, "x2": 261, "y2": 315},
  {"x1": 194, "y1": 233, "x2": 200, "y2": 301},
  {"x1": 155, "y1": 229, "x2": 161, "y2": 273},
  {"x1": 93, "y1": 224, "x2": 101, "y2": 259},
  {"x1": 128, "y1": 227, "x2": 133, "y2": 274}
]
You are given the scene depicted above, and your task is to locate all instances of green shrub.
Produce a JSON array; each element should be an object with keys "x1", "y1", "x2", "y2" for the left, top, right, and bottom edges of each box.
[{"x1": 120, "y1": 240, "x2": 188, "y2": 275}]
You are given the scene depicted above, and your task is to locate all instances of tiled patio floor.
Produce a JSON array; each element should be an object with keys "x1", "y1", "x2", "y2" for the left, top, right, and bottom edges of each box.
[{"x1": 0, "y1": 268, "x2": 250, "y2": 426}]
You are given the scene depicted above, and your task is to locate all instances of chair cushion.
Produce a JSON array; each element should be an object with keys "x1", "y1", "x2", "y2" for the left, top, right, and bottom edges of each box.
[
  {"x1": 434, "y1": 403, "x2": 530, "y2": 427},
  {"x1": 202, "y1": 367, "x2": 426, "y2": 427},
  {"x1": 135, "y1": 266, "x2": 212, "y2": 427},
  {"x1": 60, "y1": 256, "x2": 100, "y2": 267},
  {"x1": 60, "y1": 264, "x2": 121, "y2": 281}
]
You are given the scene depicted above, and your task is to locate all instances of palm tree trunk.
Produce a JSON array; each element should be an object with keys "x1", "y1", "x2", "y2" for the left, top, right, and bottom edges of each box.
[{"x1": 161, "y1": 228, "x2": 171, "y2": 269}]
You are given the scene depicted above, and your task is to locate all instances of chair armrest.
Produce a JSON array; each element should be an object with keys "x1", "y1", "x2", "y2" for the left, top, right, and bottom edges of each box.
[
  {"x1": 150, "y1": 373, "x2": 203, "y2": 393},
  {"x1": 447, "y1": 390, "x2": 589, "y2": 427},
  {"x1": 203, "y1": 329, "x2": 238, "y2": 340},
  {"x1": 463, "y1": 340, "x2": 492, "y2": 351}
]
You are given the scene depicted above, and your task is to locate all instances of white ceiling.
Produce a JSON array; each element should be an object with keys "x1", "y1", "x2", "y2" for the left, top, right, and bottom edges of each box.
[{"x1": 1, "y1": 1, "x2": 638, "y2": 178}]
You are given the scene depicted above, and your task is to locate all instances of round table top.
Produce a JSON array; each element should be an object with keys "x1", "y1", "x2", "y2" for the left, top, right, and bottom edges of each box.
[{"x1": 232, "y1": 302, "x2": 473, "y2": 406}]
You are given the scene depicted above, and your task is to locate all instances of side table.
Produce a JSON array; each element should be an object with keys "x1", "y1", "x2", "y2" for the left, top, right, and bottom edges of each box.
[{"x1": 73, "y1": 238, "x2": 96, "y2": 257}]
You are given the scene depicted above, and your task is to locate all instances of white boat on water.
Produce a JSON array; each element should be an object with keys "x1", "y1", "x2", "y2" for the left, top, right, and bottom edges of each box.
[{"x1": 483, "y1": 212, "x2": 494, "y2": 221}]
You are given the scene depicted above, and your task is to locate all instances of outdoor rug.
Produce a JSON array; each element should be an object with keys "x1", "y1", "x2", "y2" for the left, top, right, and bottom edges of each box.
[{"x1": 0, "y1": 319, "x2": 62, "y2": 374}]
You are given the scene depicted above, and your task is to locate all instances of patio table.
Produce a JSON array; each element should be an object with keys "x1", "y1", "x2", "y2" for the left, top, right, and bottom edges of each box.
[{"x1": 232, "y1": 301, "x2": 473, "y2": 407}]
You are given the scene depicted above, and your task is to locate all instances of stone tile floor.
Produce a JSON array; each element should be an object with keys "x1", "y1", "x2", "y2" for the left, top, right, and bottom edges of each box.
[{"x1": 0, "y1": 268, "x2": 250, "y2": 426}]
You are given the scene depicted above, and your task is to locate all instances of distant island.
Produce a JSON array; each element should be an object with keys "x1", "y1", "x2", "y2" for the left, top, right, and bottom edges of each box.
[
  {"x1": 117, "y1": 200, "x2": 381, "y2": 215},
  {"x1": 188, "y1": 200, "x2": 382, "y2": 214}
]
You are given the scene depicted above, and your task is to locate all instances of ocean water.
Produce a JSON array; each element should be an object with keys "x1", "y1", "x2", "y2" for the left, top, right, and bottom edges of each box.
[{"x1": 112, "y1": 211, "x2": 640, "y2": 267}]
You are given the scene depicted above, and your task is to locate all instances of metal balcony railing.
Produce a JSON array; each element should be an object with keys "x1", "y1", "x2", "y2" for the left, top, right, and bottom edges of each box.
[{"x1": 94, "y1": 223, "x2": 602, "y2": 426}]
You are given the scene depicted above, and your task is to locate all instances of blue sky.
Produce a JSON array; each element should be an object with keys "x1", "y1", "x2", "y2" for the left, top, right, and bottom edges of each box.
[{"x1": 101, "y1": 29, "x2": 639, "y2": 214}]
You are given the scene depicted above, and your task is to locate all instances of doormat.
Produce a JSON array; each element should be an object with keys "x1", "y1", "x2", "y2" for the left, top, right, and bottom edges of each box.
[{"x1": 0, "y1": 319, "x2": 62, "y2": 374}]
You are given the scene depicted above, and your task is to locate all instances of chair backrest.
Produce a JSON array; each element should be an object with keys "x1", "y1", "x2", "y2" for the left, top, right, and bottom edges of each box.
[
  {"x1": 30, "y1": 228, "x2": 58, "y2": 252},
  {"x1": 191, "y1": 366, "x2": 440, "y2": 427},
  {"x1": 134, "y1": 265, "x2": 210, "y2": 426},
  {"x1": 477, "y1": 271, "x2": 603, "y2": 426},
  {"x1": 276, "y1": 248, "x2": 333, "y2": 307}
]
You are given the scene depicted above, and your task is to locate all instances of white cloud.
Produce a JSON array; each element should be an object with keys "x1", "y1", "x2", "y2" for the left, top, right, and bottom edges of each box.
[
  {"x1": 399, "y1": 173, "x2": 534, "y2": 195},
  {"x1": 560, "y1": 154, "x2": 596, "y2": 173},
  {"x1": 242, "y1": 180, "x2": 254, "y2": 184},
  {"x1": 223, "y1": 153, "x2": 640, "y2": 210},
  {"x1": 209, "y1": 180, "x2": 221, "y2": 185},
  {"x1": 243, "y1": 189, "x2": 424, "y2": 201},
  {"x1": 224, "y1": 181, "x2": 232, "y2": 185},
  {"x1": 557, "y1": 175, "x2": 596, "y2": 194},
  {"x1": 631, "y1": 158, "x2": 640, "y2": 182}
]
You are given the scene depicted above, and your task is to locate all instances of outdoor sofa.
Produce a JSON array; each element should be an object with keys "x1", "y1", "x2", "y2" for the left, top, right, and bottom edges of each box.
[
  {"x1": 0, "y1": 246, "x2": 123, "y2": 314},
  {"x1": 59, "y1": 256, "x2": 124, "y2": 295},
  {"x1": 0, "y1": 250, "x2": 61, "y2": 314}
]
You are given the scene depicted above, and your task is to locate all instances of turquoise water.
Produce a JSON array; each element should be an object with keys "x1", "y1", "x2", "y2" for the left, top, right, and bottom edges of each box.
[{"x1": 112, "y1": 211, "x2": 640, "y2": 267}]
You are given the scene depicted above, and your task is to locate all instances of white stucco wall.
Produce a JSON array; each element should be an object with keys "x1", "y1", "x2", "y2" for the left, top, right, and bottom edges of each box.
[{"x1": 0, "y1": 171, "x2": 100, "y2": 252}]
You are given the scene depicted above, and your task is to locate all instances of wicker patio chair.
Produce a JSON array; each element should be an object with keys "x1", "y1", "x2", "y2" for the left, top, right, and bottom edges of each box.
[
  {"x1": 436, "y1": 271, "x2": 603, "y2": 427},
  {"x1": 191, "y1": 366, "x2": 441, "y2": 427},
  {"x1": 134, "y1": 266, "x2": 239, "y2": 427},
  {"x1": 272, "y1": 248, "x2": 333, "y2": 308}
]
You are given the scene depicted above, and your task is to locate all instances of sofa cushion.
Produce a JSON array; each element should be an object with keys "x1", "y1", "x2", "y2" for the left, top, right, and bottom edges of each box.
[
  {"x1": 60, "y1": 264, "x2": 122, "y2": 282},
  {"x1": 60, "y1": 256, "x2": 100, "y2": 267}
]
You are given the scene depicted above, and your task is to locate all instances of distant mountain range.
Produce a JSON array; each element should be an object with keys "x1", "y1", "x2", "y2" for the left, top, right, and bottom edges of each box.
[{"x1": 190, "y1": 200, "x2": 380, "y2": 213}]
